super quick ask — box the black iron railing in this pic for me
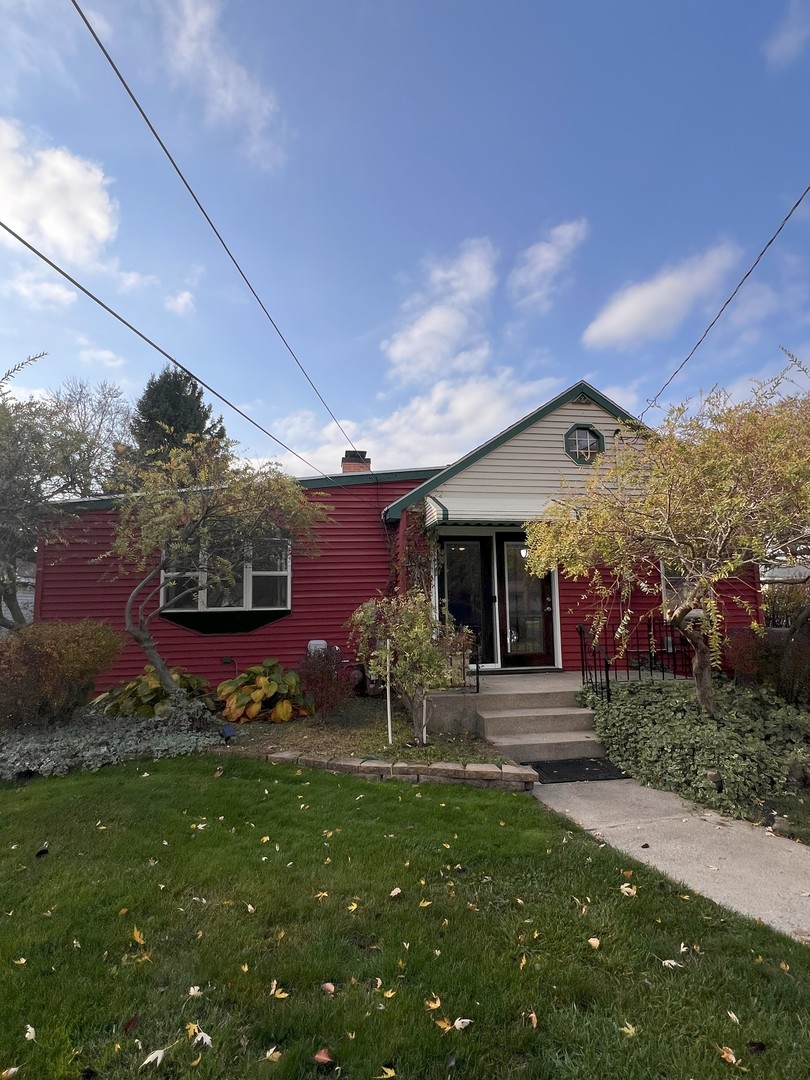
[578,615,692,704]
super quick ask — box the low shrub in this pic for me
[93,666,214,719]
[591,679,810,816]
[297,644,355,722]
[216,657,314,723]
[724,627,810,706]
[0,703,221,781]
[0,619,123,726]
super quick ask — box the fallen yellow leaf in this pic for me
[519,953,527,970]
[383,988,396,999]
[588,937,601,949]
[435,1017,453,1033]
[190,1053,202,1066]
[779,961,790,973]
[425,994,442,1010]
[241,963,249,972]
[718,1045,737,1064]
[619,1021,637,1037]
[419,899,432,908]
[347,901,358,913]
[375,1068,396,1078]
[132,926,145,945]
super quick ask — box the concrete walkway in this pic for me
[533,778,810,943]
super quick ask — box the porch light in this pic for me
[519,546,528,559]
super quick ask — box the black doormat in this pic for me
[529,757,629,784]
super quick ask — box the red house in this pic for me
[35,382,760,689]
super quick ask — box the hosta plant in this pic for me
[217,657,314,723]
[93,666,214,718]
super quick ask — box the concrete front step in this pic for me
[474,689,582,711]
[478,706,595,737]
[486,730,606,763]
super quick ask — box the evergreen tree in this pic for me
[129,367,225,462]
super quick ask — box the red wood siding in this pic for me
[35,478,420,690]
[557,564,762,671]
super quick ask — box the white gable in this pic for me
[424,397,625,526]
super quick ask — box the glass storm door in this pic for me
[497,536,555,667]
[441,538,495,664]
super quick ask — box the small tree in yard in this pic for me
[524,366,810,718]
[109,436,325,697]
[348,590,469,743]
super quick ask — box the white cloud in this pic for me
[273,370,563,476]
[381,238,497,383]
[0,117,118,266]
[1,269,77,309]
[78,347,126,369]
[160,0,284,169]
[762,0,810,70]
[164,289,195,315]
[508,218,589,313]
[600,381,643,414]
[582,243,740,350]
[114,268,160,293]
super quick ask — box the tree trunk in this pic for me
[676,617,717,717]
[123,569,182,697]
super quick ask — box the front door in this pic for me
[440,538,495,664]
[496,534,555,667]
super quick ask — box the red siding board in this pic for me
[36,480,417,690]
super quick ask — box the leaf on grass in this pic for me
[188,986,202,997]
[190,1053,202,1066]
[619,884,637,897]
[266,1047,282,1062]
[2,1069,21,1078]
[374,1068,396,1078]
[519,954,527,970]
[12,959,26,966]
[435,1017,453,1033]
[314,891,329,901]
[779,961,790,973]
[193,1030,212,1048]
[139,1049,165,1069]
[425,994,442,1011]
[453,1018,472,1030]
[383,989,396,999]
[718,1045,737,1064]
[347,902,358,913]
[241,963,249,972]
[24,1026,35,1042]
[185,1023,199,1039]
[132,926,145,946]
[389,888,402,898]
[419,899,432,908]
[313,1048,333,1064]
[661,959,684,969]
[322,982,336,996]
[119,908,128,917]
[622,869,634,879]
[274,988,289,999]
[346,1032,355,1041]
[727,1010,740,1025]
[619,1021,637,1037]
[522,1010,538,1029]
[588,937,600,950]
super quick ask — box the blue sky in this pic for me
[1,0,809,475]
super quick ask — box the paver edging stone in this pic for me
[264,751,537,791]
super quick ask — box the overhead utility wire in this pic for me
[69,0,359,453]
[0,217,370,496]
[641,179,810,418]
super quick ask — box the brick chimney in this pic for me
[341,450,371,473]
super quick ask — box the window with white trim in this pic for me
[162,538,291,612]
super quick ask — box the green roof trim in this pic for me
[54,467,443,511]
[298,467,441,490]
[382,380,643,523]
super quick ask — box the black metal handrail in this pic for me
[577,615,692,704]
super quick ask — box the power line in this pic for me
[641,179,810,418]
[69,0,359,452]
[0,216,377,499]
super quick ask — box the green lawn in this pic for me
[1,757,807,1079]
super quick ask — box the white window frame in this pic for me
[161,538,291,612]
